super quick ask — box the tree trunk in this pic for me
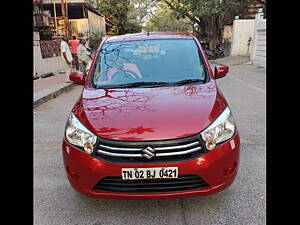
[206,15,225,50]
[207,16,218,50]
[198,19,208,42]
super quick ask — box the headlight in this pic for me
[65,113,97,154]
[201,107,236,151]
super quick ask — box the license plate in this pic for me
[121,167,178,180]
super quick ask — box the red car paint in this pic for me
[62,32,240,199]
[69,72,84,85]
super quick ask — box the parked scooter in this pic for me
[214,44,225,58]
[201,42,225,59]
[200,42,214,59]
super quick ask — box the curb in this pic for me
[40,72,54,79]
[210,60,252,67]
[210,57,251,66]
[34,83,77,108]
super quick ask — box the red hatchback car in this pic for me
[63,32,240,199]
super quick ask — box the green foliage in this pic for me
[97,0,130,34]
[147,2,192,33]
[88,31,105,51]
[160,0,251,47]
[124,21,143,33]
[97,0,143,34]
[130,0,160,24]
[163,0,250,24]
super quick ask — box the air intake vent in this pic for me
[93,175,209,194]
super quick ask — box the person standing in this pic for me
[68,36,79,70]
[61,36,73,76]
[77,38,93,78]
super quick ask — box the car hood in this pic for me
[73,81,227,141]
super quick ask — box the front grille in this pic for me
[93,135,207,163]
[93,175,209,194]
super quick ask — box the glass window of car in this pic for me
[91,39,208,88]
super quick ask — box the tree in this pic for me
[160,0,251,49]
[97,0,130,34]
[125,1,145,33]
[146,2,193,33]
[88,31,105,51]
[124,21,143,33]
[255,0,266,5]
[97,0,142,35]
[129,0,160,26]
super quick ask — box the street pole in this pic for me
[61,0,68,36]
[66,0,69,36]
[52,0,57,31]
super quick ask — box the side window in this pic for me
[93,55,101,83]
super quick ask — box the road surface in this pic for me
[34,59,266,225]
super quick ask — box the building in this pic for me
[241,1,265,19]
[33,0,106,78]
[42,0,106,38]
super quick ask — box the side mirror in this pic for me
[214,65,229,79]
[69,72,85,85]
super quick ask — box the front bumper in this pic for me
[62,134,240,199]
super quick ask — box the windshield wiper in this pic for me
[174,79,204,86]
[96,81,170,89]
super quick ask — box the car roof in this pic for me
[104,32,195,44]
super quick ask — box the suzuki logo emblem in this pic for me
[142,146,156,159]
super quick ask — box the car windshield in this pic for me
[91,39,208,88]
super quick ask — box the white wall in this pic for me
[34,55,66,76]
[230,19,255,56]
[251,10,266,68]
[33,32,66,76]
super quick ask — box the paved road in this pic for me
[34,60,266,225]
